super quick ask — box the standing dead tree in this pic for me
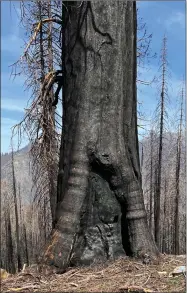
[154,36,170,250]
[174,85,184,254]
[43,1,158,270]
[1,181,16,274]
[17,183,30,266]
[11,148,22,272]
[11,1,159,270]
[5,206,16,274]
[141,128,157,234]
[136,8,156,86]
[148,129,154,230]
[11,0,63,237]
[11,1,155,227]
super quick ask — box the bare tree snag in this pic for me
[154,36,168,249]
[44,1,158,270]
[5,207,16,274]
[174,86,184,255]
[149,130,154,230]
[11,148,22,272]
[23,224,29,266]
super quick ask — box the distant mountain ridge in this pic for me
[1,132,185,205]
[1,144,32,203]
[1,145,30,170]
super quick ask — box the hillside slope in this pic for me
[1,145,32,203]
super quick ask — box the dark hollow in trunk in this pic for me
[44,1,158,270]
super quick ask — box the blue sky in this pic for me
[136,1,185,134]
[1,1,186,153]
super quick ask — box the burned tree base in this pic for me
[70,172,126,266]
[43,164,158,270]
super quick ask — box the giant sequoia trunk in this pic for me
[44,1,158,270]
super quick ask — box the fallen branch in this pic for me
[7,284,40,292]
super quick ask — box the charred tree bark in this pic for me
[174,87,184,255]
[43,196,47,243]
[23,224,29,266]
[154,36,167,249]
[162,178,167,253]
[11,149,22,272]
[149,130,154,230]
[5,208,16,274]
[141,144,144,172]
[44,1,158,270]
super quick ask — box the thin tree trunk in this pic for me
[11,149,22,271]
[154,36,167,249]
[174,88,183,255]
[5,208,16,274]
[23,224,29,266]
[166,217,170,254]
[44,1,158,270]
[141,144,144,172]
[43,197,47,243]
[162,178,167,253]
[149,130,153,230]
[47,0,57,228]
[18,183,22,223]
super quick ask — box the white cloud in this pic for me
[1,117,19,141]
[1,73,27,90]
[137,64,184,129]
[1,117,29,153]
[1,117,18,152]
[156,11,185,41]
[1,2,24,56]
[2,117,18,129]
[165,11,185,29]
[1,71,31,114]
[2,98,25,113]
[2,33,24,56]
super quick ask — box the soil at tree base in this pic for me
[1,254,185,292]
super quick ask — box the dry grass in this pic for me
[1,254,186,292]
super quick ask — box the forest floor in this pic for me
[1,254,186,292]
